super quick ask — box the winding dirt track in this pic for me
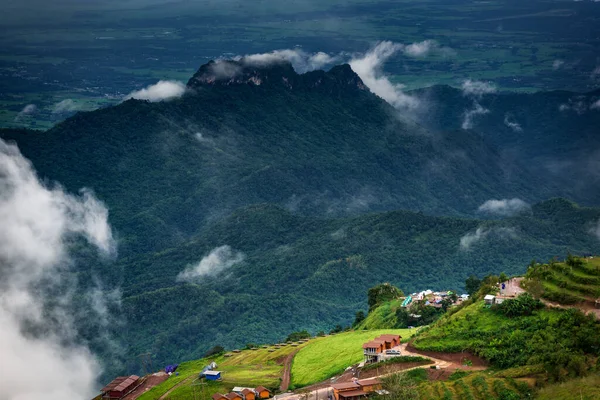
[280,350,299,392]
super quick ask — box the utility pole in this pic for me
[137,352,153,376]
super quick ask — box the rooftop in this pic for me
[101,375,140,393]
[331,382,360,390]
[357,378,381,386]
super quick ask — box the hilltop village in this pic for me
[95,256,600,400]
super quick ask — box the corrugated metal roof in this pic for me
[357,378,381,386]
[101,375,139,393]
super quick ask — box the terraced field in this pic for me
[418,371,532,400]
[526,257,600,307]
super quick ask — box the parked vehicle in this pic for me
[385,350,401,355]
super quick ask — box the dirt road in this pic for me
[123,372,169,400]
[280,350,299,392]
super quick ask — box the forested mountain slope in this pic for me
[0,60,579,255]
[2,60,600,375]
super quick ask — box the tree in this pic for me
[368,283,404,311]
[353,311,366,327]
[465,275,481,296]
[499,272,509,283]
[285,330,311,342]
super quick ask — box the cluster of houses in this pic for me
[362,334,401,364]
[404,290,469,309]
[330,378,383,400]
[212,386,272,400]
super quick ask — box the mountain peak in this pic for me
[186,59,367,93]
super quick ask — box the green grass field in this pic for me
[137,343,305,400]
[290,329,412,388]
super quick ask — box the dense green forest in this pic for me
[2,60,600,377]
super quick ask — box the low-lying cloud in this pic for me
[52,99,80,114]
[503,115,523,132]
[461,80,496,98]
[591,100,600,110]
[402,40,455,58]
[240,49,340,73]
[459,227,517,251]
[0,138,116,399]
[349,41,421,111]
[125,80,186,102]
[477,198,530,216]
[14,104,37,121]
[552,59,565,70]
[177,245,245,281]
[462,102,489,129]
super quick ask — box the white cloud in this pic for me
[14,104,37,121]
[177,245,245,281]
[477,198,530,216]
[240,49,340,73]
[559,98,589,114]
[461,102,489,129]
[503,115,523,132]
[0,139,116,399]
[402,40,454,57]
[461,80,496,98]
[591,99,600,110]
[349,41,420,111]
[125,80,186,102]
[460,227,516,251]
[592,66,600,77]
[52,99,80,114]
[552,59,565,70]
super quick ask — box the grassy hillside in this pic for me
[138,330,411,399]
[412,293,600,381]
[417,371,532,400]
[535,372,600,400]
[138,340,312,400]
[290,329,411,388]
[356,299,404,330]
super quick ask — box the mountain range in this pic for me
[1,58,600,374]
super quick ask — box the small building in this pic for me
[362,340,385,363]
[255,386,271,399]
[101,375,140,400]
[495,296,508,305]
[331,382,366,400]
[484,295,495,305]
[357,378,382,393]
[213,394,228,400]
[242,388,256,400]
[204,371,222,381]
[227,393,243,400]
